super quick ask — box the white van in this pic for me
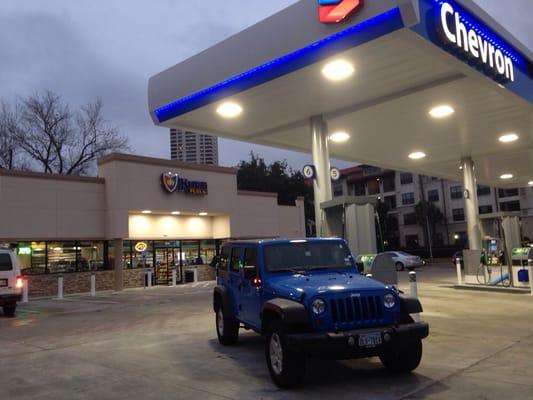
[0,249,23,317]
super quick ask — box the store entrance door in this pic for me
[155,247,182,285]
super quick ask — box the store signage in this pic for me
[303,165,317,180]
[161,172,208,196]
[17,246,32,255]
[134,242,148,253]
[317,0,364,24]
[437,2,515,82]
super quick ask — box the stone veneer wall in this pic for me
[26,267,215,298]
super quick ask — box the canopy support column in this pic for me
[311,115,332,237]
[462,157,482,250]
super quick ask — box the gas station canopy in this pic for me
[148,0,533,188]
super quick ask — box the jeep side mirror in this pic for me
[210,256,220,268]
[243,265,257,280]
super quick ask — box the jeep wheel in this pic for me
[396,262,405,272]
[379,339,422,373]
[215,305,239,345]
[3,304,16,318]
[265,320,305,389]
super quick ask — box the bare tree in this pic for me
[0,101,21,169]
[7,91,128,175]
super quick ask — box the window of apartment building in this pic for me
[405,235,419,248]
[367,180,380,195]
[452,208,465,221]
[427,189,439,202]
[363,166,380,175]
[333,182,344,197]
[450,185,463,199]
[384,195,397,210]
[498,188,519,198]
[387,215,399,231]
[400,173,413,185]
[434,232,444,246]
[353,183,366,196]
[382,176,395,192]
[477,185,491,196]
[402,192,415,205]
[454,232,468,246]
[403,213,417,225]
[500,200,521,212]
[479,205,493,214]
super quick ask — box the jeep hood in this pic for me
[265,270,389,300]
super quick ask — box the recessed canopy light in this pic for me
[216,102,242,118]
[409,151,426,160]
[498,133,519,143]
[500,174,513,180]
[322,59,354,81]
[528,181,533,186]
[171,211,181,215]
[329,131,350,143]
[141,210,152,214]
[199,212,208,216]
[429,105,455,119]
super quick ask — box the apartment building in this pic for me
[170,129,219,166]
[334,165,533,249]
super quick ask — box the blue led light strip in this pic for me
[431,0,524,65]
[154,7,404,123]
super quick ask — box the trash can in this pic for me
[184,269,196,283]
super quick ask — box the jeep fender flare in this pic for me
[261,298,309,333]
[213,285,232,317]
[399,295,423,314]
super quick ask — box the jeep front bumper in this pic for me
[286,321,429,359]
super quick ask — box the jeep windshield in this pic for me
[264,242,354,273]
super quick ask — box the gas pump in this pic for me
[477,238,509,286]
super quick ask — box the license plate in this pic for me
[0,279,7,287]
[358,332,382,348]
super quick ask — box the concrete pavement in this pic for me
[0,265,532,399]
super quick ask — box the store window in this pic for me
[200,240,216,265]
[47,242,78,274]
[131,241,153,269]
[29,242,46,274]
[182,240,200,265]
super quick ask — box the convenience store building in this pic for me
[0,153,305,296]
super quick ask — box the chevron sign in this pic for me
[318,0,364,24]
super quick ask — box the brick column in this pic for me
[113,239,124,291]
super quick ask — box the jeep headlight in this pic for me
[311,298,326,315]
[383,293,396,309]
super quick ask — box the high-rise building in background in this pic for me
[170,129,219,165]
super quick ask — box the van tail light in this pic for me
[16,276,23,289]
[251,277,262,288]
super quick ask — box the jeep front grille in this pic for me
[330,295,383,324]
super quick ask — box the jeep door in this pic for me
[227,246,244,319]
[239,246,262,328]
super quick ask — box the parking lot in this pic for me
[1,265,533,400]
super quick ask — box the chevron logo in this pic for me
[318,0,364,24]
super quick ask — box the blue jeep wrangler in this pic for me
[212,238,429,388]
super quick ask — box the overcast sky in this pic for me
[1,0,531,170]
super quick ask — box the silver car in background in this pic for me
[386,251,424,271]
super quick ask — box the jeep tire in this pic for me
[3,303,16,318]
[215,305,239,345]
[265,320,305,389]
[379,338,422,373]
